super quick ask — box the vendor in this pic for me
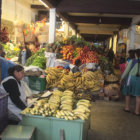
[18,43,32,65]
[72,59,81,73]
[0,44,5,58]
[0,65,27,123]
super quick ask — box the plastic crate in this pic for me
[28,76,46,91]
[22,114,89,140]
[0,94,8,133]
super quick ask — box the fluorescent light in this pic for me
[39,0,49,8]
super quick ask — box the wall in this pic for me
[1,0,38,24]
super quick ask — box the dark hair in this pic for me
[120,57,126,64]
[75,59,81,66]
[128,49,135,59]
[135,49,140,77]
[135,49,140,58]
[8,65,24,76]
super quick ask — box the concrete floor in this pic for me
[88,99,140,140]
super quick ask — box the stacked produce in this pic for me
[60,90,74,111]
[60,45,75,61]
[45,67,103,92]
[21,90,91,121]
[60,45,99,64]
[75,70,104,92]
[56,90,75,120]
[45,68,67,89]
[73,99,91,120]
[25,48,46,69]
[58,72,79,91]
[72,46,98,64]
[105,74,118,82]
[21,90,63,117]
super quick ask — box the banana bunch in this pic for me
[73,99,91,120]
[75,76,84,86]
[45,68,64,88]
[59,73,76,91]
[60,90,74,111]
[80,70,103,92]
[29,103,56,117]
[21,107,31,115]
[56,110,77,120]
[48,90,63,110]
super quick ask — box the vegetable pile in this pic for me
[25,48,46,69]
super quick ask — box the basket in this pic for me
[0,94,8,133]
[28,76,46,91]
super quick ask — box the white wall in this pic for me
[2,0,38,24]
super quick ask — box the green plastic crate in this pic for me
[28,76,46,91]
[1,125,35,140]
[22,114,90,140]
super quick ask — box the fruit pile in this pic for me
[60,45,99,64]
[45,68,104,92]
[21,90,91,120]
[72,46,98,64]
[60,45,75,61]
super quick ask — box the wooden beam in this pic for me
[31,5,47,9]
[68,13,135,18]
[76,23,121,28]
[57,0,140,15]
[68,16,132,25]
[77,26,119,32]
[81,34,111,42]
[80,30,114,35]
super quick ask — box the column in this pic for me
[109,37,112,49]
[49,8,56,43]
[64,22,69,38]
[129,24,136,50]
[72,29,76,36]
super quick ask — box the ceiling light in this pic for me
[39,0,49,8]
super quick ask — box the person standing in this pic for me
[121,49,140,115]
[18,43,31,65]
[107,47,115,63]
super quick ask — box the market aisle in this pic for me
[88,100,140,140]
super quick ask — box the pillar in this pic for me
[109,37,112,49]
[72,29,76,36]
[49,8,56,43]
[64,22,69,38]
[129,24,136,50]
[113,35,117,54]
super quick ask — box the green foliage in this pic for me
[25,48,46,69]
[1,43,20,58]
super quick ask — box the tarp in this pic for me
[0,57,16,80]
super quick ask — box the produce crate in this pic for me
[0,94,8,133]
[28,76,46,91]
[22,114,90,140]
[1,125,35,140]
